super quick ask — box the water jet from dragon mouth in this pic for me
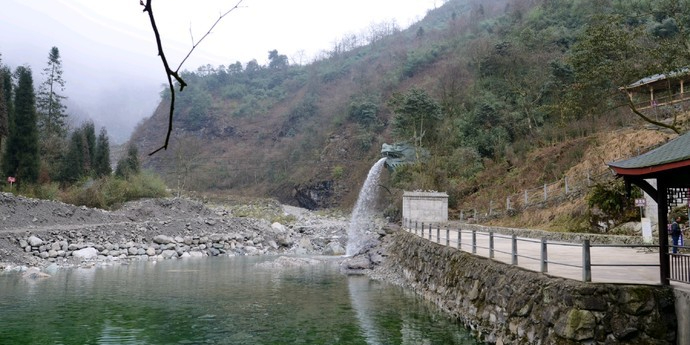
[346,157,387,256]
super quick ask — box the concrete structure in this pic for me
[676,287,690,345]
[402,191,448,224]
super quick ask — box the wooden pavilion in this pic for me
[622,68,690,110]
[608,131,690,285]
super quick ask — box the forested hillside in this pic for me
[131,0,690,227]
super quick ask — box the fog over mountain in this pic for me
[0,0,435,144]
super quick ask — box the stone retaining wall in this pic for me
[376,231,676,344]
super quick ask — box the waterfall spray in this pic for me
[346,157,387,256]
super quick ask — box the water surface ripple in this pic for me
[0,257,481,345]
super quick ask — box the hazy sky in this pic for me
[0,0,437,143]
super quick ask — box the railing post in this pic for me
[436,225,440,244]
[540,238,548,273]
[524,190,528,206]
[565,176,569,195]
[457,227,462,250]
[421,222,424,238]
[445,225,450,247]
[472,230,477,254]
[428,223,432,241]
[511,234,518,265]
[489,232,495,259]
[582,239,592,282]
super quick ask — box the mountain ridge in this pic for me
[129,0,687,230]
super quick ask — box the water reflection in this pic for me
[348,276,384,345]
[0,257,481,344]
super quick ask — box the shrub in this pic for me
[61,172,169,209]
[332,166,344,179]
[3,182,60,200]
[586,179,640,232]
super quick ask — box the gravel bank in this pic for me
[0,193,351,271]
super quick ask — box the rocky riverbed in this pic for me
[0,193,375,272]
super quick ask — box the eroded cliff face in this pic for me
[373,231,676,344]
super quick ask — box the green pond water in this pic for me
[0,256,481,345]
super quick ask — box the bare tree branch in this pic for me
[176,2,243,73]
[624,91,681,134]
[141,0,243,155]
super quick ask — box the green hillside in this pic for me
[131,0,689,227]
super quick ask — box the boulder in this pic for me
[344,256,372,270]
[28,235,43,247]
[188,251,204,258]
[245,246,259,255]
[72,247,99,259]
[161,250,178,259]
[153,235,174,244]
[324,242,345,256]
[22,267,50,279]
[271,222,286,233]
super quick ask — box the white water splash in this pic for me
[346,157,387,256]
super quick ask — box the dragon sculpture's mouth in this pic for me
[380,142,429,171]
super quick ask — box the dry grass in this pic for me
[482,126,677,231]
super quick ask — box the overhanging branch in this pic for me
[142,0,243,155]
[624,91,681,134]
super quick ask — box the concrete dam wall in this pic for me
[375,231,677,344]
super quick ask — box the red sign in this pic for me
[7,176,15,183]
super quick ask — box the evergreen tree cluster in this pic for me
[0,47,115,188]
[60,122,112,183]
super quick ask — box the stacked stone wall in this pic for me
[378,231,676,344]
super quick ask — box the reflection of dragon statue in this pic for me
[381,142,429,172]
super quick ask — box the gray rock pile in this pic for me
[0,194,350,270]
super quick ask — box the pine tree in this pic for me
[94,127,112,178]
[0,66,12,154]
[3,66,39,184]
[36,47,68,180]
[0,72,8,151]
[115,143,140,179]
[82,121,96,175]
[36,47,67,138]
[59,129,85,183]
[58,122,105,183]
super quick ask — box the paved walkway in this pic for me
[405,227,665,285]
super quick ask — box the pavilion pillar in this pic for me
[657,179,670,285]
[681,80,684,95]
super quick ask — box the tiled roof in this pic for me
[608,131,690,170]
[624,67,690,89]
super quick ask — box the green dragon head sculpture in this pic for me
[381,142,429,172]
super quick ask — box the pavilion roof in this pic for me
[624,67,690,90]
[608,131,690,176]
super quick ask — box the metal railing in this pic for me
[671,253,690,283]
[403,219,679,284]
